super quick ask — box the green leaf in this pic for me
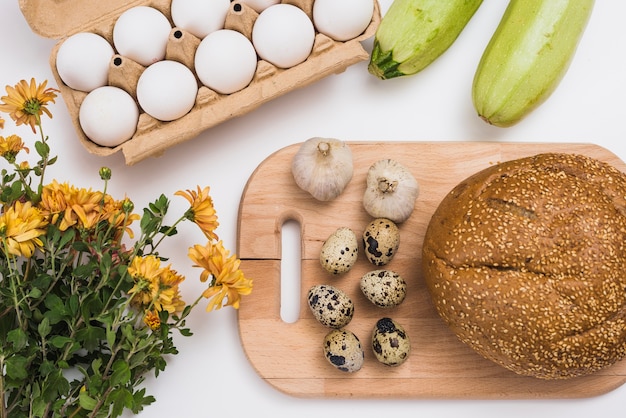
[106,326,116,348]
[72,240,90,252]
[39,359,56,376]
[110,360,131,386]
[140,209,158,231]
[28,287,43,298]
[159,225,177,236]
[121,323,136,342]
[31,395,48,418]
[76,325,106,352]
[6,355,29,380]
[73,262,97,278]
[49,335,73,348]
[38,317,51,338]
[128,351,147,370]
[41,369,70,402]
[79,388,98,411]
[81,292,104,321]
[89,358,103,381]
[7,328,28,350]
[68,294,79,316]
[34,140,50,158]
[58,227,76,247]
[131,388,155,413]
[43,293,67,324]
[108,387,134,418]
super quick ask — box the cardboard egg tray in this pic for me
[19,0,381,165]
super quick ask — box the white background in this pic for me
[2,0,626,417]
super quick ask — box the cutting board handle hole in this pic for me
[281,219,302,323]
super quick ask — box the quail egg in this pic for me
[360,270,406,308]
[323,328,364,372]
[362,218,400,266]
[320,227,359,275]
[372,318,410,367]
[307,284,354,328]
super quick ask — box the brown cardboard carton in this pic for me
[19,0,381,165]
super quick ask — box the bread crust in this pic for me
[422,153,626,379]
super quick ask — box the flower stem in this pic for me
[0,355,6,418]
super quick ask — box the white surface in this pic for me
[2,1,626,417]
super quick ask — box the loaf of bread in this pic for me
[422,153,626,379]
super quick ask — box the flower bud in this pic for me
[99,166,112,180]
[122,199,134,213]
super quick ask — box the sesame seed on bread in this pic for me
[422,153,626,379]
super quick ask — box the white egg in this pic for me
[195,30,257,94]
[252,4,315,69]
[313,0,375,42]
[113,6,172,66]
[171,0,230,39]
[237,0,280,13]
[79,86,139,147]
[136,60,198,122]
[56,32,114,92]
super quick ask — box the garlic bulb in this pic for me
[291,137,353,201]
[363,159,419,223]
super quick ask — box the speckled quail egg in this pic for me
[360,270,406,308]
[320,227,359,275]
[371,318,410,367]
[362,218,400,266]
[307,284,354,328]
[323,328,364,372]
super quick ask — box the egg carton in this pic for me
[19,0,381,165]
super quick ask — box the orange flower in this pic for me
[127,255,186,314]
[38,181,138,239]
[188,240,252,311]
[0,200,48,258]
[0,134,29,162]
[175,186,219,240]
[156,267,186,314]
[143,310,161,331]
[0,79,58,133]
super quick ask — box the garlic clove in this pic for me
[291,137,354,201]
[363,159,419,223]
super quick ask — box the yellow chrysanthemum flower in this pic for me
[155,267,186,314]
[127,255,164,308]
[0,200,48,258]
[143,310,161,331]
[0,116,5,129]
[188,240,252,311]
[103,198,140,240]
[175,186,219,240]
[38,181,138,239]
[0,134,29,162]
[127,255,186,314]
[0,79,58,133]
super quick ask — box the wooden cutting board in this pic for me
[236,141,626,399]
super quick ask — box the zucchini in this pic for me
[472,0,595,127]
[368,0,483,80]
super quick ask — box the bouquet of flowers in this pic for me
[0,79,253,417]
